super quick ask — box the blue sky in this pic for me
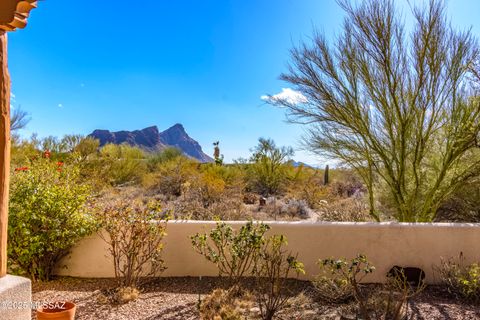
[8,0,480,164]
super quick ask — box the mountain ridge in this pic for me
[88,124,213,163]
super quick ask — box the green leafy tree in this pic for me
[249,138,294,196]
[8,157,95,281]
[274,0,480,221]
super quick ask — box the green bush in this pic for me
[437,254,480,302]
[148,156,198,197]
[147,147,183,171]
[248,138,294,196]
[99,144,147,185]
[8,157,95,281]
[191,221,270,284]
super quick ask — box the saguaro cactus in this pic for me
[324,164,329,185]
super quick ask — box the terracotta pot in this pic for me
[37,301,76,320]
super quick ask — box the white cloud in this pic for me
[261,88,307,105]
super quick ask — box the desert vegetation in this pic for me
[7,0,480,319]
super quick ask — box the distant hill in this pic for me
[289,160,316,168]
[88,124,213,163]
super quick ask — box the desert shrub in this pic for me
[313,260,354,304]
[149,156,198,197]
[187,169,227,207]
[199,288,252,320]
[254,235,305,320]
[436,254,480,302]
[74,136,100,160]
[201,164,246,191]
[95,196,168,289]
[170,192,249,221]
[99,144,147,185]
[319,255,375,318]
[316,197,371,222]
[261,198,311,220]
[8,157,95,281]
[147,147,183,170]
[191,221,270,285]
[113,286,140,304]
[329,171,366,198]
[319,255,424,320]
[11,138,40,168]
[169,164,248,220]
[286,169,327,209]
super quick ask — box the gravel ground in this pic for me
[32,277,480,320]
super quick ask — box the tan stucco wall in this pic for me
[56,221,480,283]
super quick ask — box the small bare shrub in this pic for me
[319,255,425,320]
[261,198,311,220]
[316,197,371,222]
[254,235,305,320]
[96,197,168,290]
[113,287,140,304]
[199,288,252,320]
[436,254,480,303]
[191,221,270,285]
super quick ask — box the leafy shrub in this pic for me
[191,221,270,284]
[436,254,480,302]
[313,260,354,303]
[95,196,168,289]
[8,157,95,281]
[319,255,375,314]
[99,144,147,186]
[254,235,305,320]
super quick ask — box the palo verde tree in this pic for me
[249,138,294,196]
[270,0,480,222]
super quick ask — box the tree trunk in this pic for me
[0,31,11,278]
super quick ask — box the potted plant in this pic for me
[36,301,76,320]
